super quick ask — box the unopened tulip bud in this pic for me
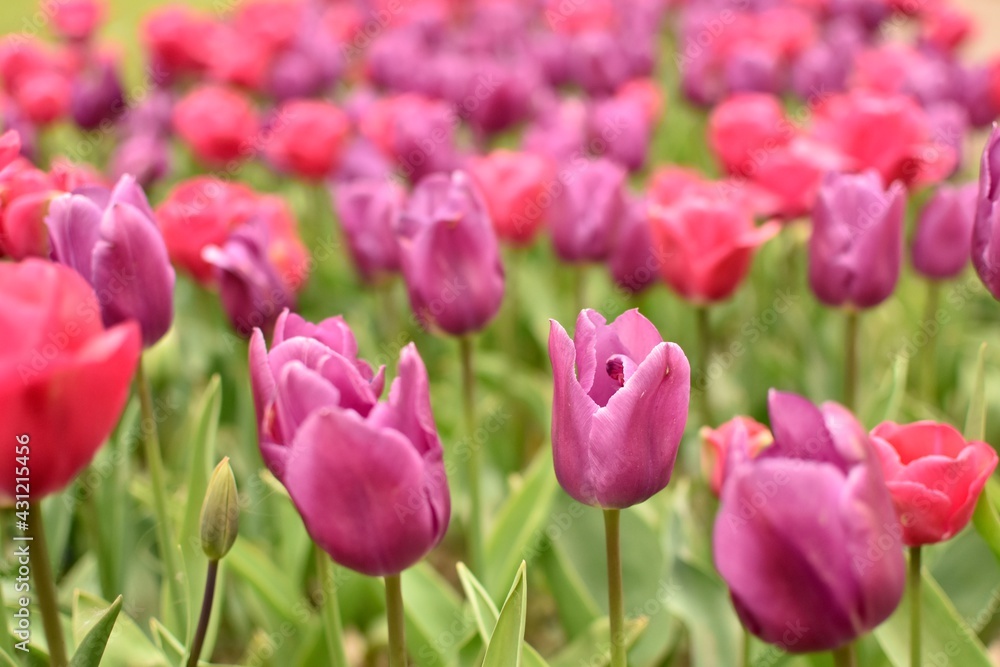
[200,458,239,560]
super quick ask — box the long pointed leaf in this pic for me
[69,595,122,667]
[482,562,528,667]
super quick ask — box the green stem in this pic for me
[844,311,859,412]
[573,265,587,316]
[604,509,626,667]
[186,560,219,667]
[26,505,68,667]
[695,306,714,428]
[921,281,940,401]
[832,643,857,667]
[316,549,348,667]
[81,483,115,600]
[910,546,922,667]
[137,357,186,633]
[743,628,751,667]
[385,575,407,667]
[459,336,483,575]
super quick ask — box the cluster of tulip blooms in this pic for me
[4,0,1000,665]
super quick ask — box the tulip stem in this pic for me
[921,281,940,401]
[742,628,751,667]
[844,311,859,411]
[137,357,186,634]
[574,265,587,315]
[832,643,857,667]
[459,336,483,575]
[604,509,626,667]
[909,546,922,667]
[26,505,68,667]
[385,575,407,667]
[186,559,219,667]
[695,306,714,427]
[315,548,348,667]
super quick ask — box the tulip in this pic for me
[331,178,403,284]
[70,56,125,131]
[700,416,772,496]
[707,93,791,177]
[549,157,626,263]
[467,150,554,246]
[809,171,905,309]
[396,171,505,336]
[142,7,213,83]
[649,192,779,303]
[173,85,259,166]
[45,174,175,347]
[250,312,448,576]
[52,0,105,42]
[522,96,589,165]
[724,48,782,95]
[0,189,57,259]
[972,126,1000,300]
[588,93,650,173]
[360,94,459,184]
[549,308,691,508]
[608,195,659,295]
[265,99,351,180]
[912,183,977,280]
[871,421,998,546]
[0,129,19,170]
[714,390,905,653]
[203,220,297,337]
[1,259,140,499]
[111,133,171,187]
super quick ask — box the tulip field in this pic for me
[9,0,1000,666]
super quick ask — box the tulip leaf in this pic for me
[457,562,551,667]
[482,561,528,667]
[873,569,992,667]
[68,595,122,667]
[548,616,648,667]
[961,344,1000,565]
[0,648,16,667]
[226,539,299,622]
[665,558,742,667]
[484,447,559,597]
[71,590,168,667]
[401,562,469,667]
[149,618,186,665]
[536,538,601,638]
[882,353,909,423]
[179,375,222,643]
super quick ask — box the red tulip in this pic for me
[142,7,214,83]
[708,93,792,176]
[701,416,772,496]
[649,191,779,303]
[1,259,140,499]
[468,150,554,246]
[872,421,998,546]
[52,0,105,42]
[173,85,259,166]
[265,100,351,180]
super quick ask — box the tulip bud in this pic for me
[972,125,1000,299]
[467,150,554,246]
[265,100,351,180]
[70,57,125,131]
[331,178,403,284]
[808,170,904,309]
[911,183,977,280]
[549,157,626,263]
[397,170,505,336]
[172,85,259,166]
[200,458,239,560]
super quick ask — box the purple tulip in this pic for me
[791,43,850,101]
[808,170,905,309]
[912,183,977,280]
[111,133,170,187]
[609,195,658,294]
[202,220,295,338]
[522,97,589,165]
[925,101,968,175]
[549,158,627,263]
[121,89,174,138]
[267,22,342,101]
[569,31,633,97]
[396,170,505,336]
[549,309,690,508]
[957,65,997,129]
[250,313,449,576]
[70,57,125,131]
[972,126,1000,299]
[335,138,394,182]
[589,95,650,173]
[724,48,782,96]
[714,391,905,653]
[45,174,175,347]
[332,178,403,284]
[391,98,460,184]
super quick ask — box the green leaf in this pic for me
[548,616,648,667]
[0,647,18,667]
[665,559,742,667]
[536,539,601,638]
[484,450,559,597]
[69,595,122,667]
[874,570,992,667]
[71,591,168,667]
[963,344,1000,564]
[883,353,909,423]
[482,562,528,667]
[457,563,551,667]
[149,618,186,665]
[401,562,469,667]
[179,376,222,643]
[226,539,299,621]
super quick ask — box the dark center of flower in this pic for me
[606,358,626,387]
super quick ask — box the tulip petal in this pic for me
[45,193,103,280]
[764,390,849,471]
[549,318,598,505]
[284,407,447,576]
[275,361,341,445]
